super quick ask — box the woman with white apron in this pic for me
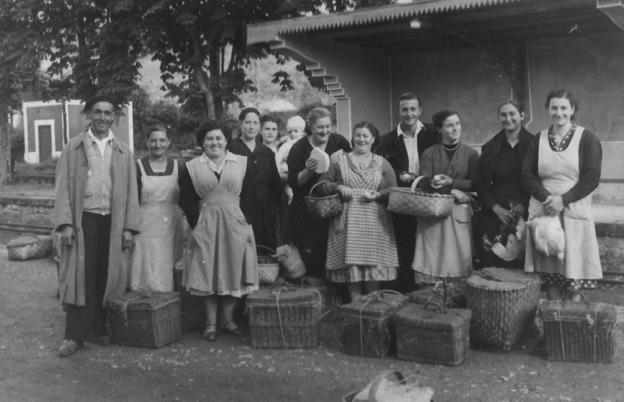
[522,90,602,301]
[130,125,183,292]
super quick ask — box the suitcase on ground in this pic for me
[393,302,471,366]
[541,298,617,363]
[339,291,407,357]
[108,291,182,348]
[247,287,322,348]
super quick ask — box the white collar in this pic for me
[87,128,114,143]
[200,151,239,172]
[396,121,424,138]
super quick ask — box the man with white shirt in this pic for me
[55,95,139,357]
[376,92,439,292]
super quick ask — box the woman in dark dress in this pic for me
[228,107,281,250]
[475,101,533,268]
[287,107,351,277]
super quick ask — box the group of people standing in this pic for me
[54,88,602,356]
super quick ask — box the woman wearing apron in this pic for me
[315,121,398,302]
[522,89,602,301]
[178,120,258,341]
[130,125,183,292]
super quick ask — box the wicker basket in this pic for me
[257,245,280,284]
[540,298,617,363]
[466,268,541,351]
[393,302,471,366]
[274,244,306,279]
[294,276,343,318]
[247,287,322,348]
[108,291,182,348]
[408,280,467,308]
[387,187,454,218]
[304,182,343,219]
[7,234,53,261]
[340,291,407,357]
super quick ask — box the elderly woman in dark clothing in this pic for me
[228,107,282,250]
[475,101,533,268]
[287,107,351,277]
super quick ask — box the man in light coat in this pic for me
[55,95,139,357]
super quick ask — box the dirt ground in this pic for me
[1,252,623,402]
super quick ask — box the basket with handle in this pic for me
[387,187,454,218]
[256,245,280,285]
[304,182,343,219]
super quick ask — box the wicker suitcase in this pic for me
[393,302,471,366]
[408,282,466,309]
[541,299,617,363]
[247,287,322,348]
[466,268,541,351]
[294,276,342,317]
[340,291,407,357]
[108,291,182,348]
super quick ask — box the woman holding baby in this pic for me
[521,89,602,301]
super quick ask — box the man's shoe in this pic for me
[58,340,81,358]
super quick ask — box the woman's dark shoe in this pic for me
[58,339,82,357]
[222,322,244,336]
[202,329,218,342]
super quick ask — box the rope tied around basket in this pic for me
[272,287,323,348]
[357,290,405,356]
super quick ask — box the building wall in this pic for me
[388,32,624,201]
[283,35,391,139]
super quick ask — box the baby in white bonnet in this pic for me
[275,115,306,203]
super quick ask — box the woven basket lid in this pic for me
[246,288,321,307]
[392,303,472,329]
[109,291,180,310]
[540,300,616,323]
[467,268,540,291]
[340,292,406,319]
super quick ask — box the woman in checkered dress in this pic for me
[316,121,399,302]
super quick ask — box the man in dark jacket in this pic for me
[375,92,439,292]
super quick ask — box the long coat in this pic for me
[55,131,140,306]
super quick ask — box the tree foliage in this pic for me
[0,0,48,184]
[33,0,146,105]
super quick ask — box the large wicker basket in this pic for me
[387,187,454,218]
[339,291,407,357]
[540,298,617,363]
[107,291,182,348]
[465,268,541,352]
[304,182,343,219]
[247,287,322,348]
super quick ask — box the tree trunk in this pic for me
[0,103,12,185]
[193,66,216,120]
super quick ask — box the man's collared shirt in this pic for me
[397,121,425,175]
[83,129,114,215]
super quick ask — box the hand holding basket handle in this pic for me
[304,182,344,219]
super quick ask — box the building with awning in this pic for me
[247,0,624,201]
